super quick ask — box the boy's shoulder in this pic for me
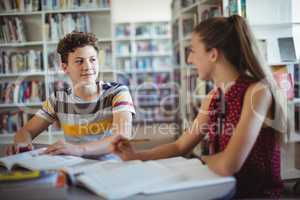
[101,81,128,91]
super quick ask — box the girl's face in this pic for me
[187,33,216,80]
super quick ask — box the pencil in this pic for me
[123,138,151,143]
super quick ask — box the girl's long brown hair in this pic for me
[193,15,290,140]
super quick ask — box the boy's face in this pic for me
[62,45,99,87]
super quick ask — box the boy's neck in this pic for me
[74,82,100,101]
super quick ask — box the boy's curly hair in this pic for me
[57,31,99,64]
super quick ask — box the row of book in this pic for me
[137,73,171,86]
[116,41,172,56]
[0,17,27,43]
[135,57,172,70]
[0,80,45,104]
[0,111,34,134]
[45,13,91,41]
[135,23,170,37]
[135,40,172,54]
[115,23,170,38]
[0,50,43,74]
[0,0,41,12]
[42,0,110,10]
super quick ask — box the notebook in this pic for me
[0,148,84,171]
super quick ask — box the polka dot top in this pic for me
[207,76,283,198]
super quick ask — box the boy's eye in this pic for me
[90,58,96,62]
[75,60,83,64]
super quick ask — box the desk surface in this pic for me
[0,144,236,200]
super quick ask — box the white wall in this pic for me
[112,0,172,23]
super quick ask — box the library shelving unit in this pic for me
[0,0,114,144]
[113,21,180,125]
[171,0,300,179]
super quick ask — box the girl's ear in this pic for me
[209,48,219,63]
[61,63,68,73]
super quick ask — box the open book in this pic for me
[0,148,84,171]
[72,157,235,199]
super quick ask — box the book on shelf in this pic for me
[200,5,222,21]
[0,148,84,171]
[136,73,170,86]
[98,44,112,68]
[153,22,170,36]
[115,23,131,38]
[0,50,43,74]
[257,39,268,61]
[0,0,41,13]
[0,80,45,104]
[67,156,234,199]
[116,42,131,56]
[116,58,131,71]
[278,37,297,62]
[229,0,246,17]
[272,64,295,100]
[0,16,27,43]
[0,110,35,134]
[45,13,91,41]
[295,105,300,133]
[135,23,152,37]
[42,0,109,10]
[172,22,179,43]
[134,40,171,55]
[182,13,196,38]
[294,63,299,98]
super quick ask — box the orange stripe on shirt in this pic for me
[62,118,113,137]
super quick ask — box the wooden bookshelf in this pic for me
[0,0,113,144]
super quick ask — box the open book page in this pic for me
[144,158,235,194]
[61,160,143,184]
[0,148,84,171]
[18,155,85,171]
[76,161,181,199]
[0,148,46,171]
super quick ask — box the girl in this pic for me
[114,15,288,198]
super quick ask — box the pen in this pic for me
[123,139,150,144]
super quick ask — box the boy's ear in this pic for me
[61,63,68,73]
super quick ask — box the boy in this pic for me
[6,32,135,159]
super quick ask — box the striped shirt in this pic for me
[36,81,135,143]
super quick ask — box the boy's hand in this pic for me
[113,139,140,161]
[5,132,33,155]
[45,140,84,156]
